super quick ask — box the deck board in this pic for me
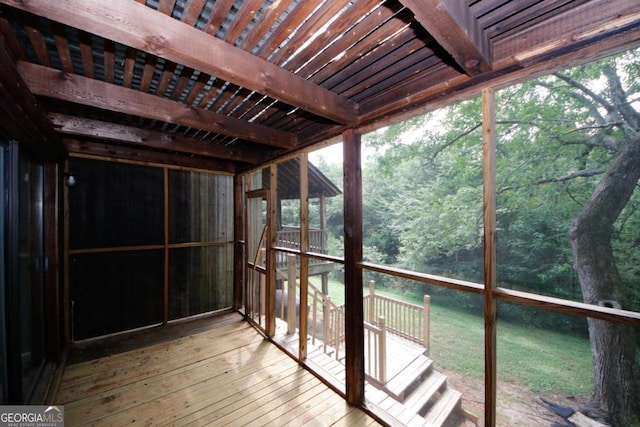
[57,313,381,426]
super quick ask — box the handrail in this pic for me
[365,280,430,353]
[364,317,386,384]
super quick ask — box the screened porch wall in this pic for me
[68,157,233,340]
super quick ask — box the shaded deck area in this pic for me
[57,312,381,426]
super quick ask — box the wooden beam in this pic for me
[63,138,237,173]
[0,35,65,160]
[265,164,278,337]
[233,174,244,311]
[299,154,309,361]
[48,113,265,164]
[18,62,296,149]
[400,0,492,76]
[0,0,358,125]
[482,88,497,427]
[343,129,364,406]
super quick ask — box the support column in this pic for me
[233,174,244,311]
[482,88,497,427]
[343,129,364,405]
[299,154,309,360]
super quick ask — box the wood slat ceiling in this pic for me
[0,0,639,171]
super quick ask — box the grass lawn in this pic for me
[313,276,594,399]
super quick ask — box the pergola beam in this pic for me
[400,0,492,76]
[48,114,265,164]
[1,0,358,125]
[18,62,296,149]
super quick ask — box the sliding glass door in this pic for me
[0,141,46,403]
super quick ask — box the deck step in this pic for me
[401,371,447,416]
[422,387,462,426]
[385,354,433,400]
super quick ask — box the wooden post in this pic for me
[369,280,375,324]
[423,295,431,356]
[265,164,277,337]
[483,88,498,427]
[378,316,387,384]
[324,295,331,354]
[299,154,309,360]
[233,174,244,311]
[287,254,296,334]
[343,129,364,405]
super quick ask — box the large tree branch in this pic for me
[602,63,640,131]
[553,72,615,113]
[498,167,607,194]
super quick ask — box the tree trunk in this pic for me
[569,140,640,426]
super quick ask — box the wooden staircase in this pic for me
[300,338,463,427]
[366,353,463,427]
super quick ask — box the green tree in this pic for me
[363,48,640,425]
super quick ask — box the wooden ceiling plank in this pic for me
[78,31,94,78]
[224,0,264,45]
[122,47,137,87]
[483,0,584,40]
[240,0,292,51]
[333,39,434,96]
[103,39,115,83]
[52,23,73,73]
[203,0,235,36]
[0,18,26,60]
[169,67,195,101]
[2,0,357,124]
[399,0,492,76]
[299,2,408,80]
[269,0,353,67]
[158,0,177,16]
[23,16,51,67]
[254,0,324,60]
[318,24,418,90]
[493,0,640,62]
[182,0,208,26]
[64,138,237,173]
[283,0,384,74]
[18,61,297,149]
[183,71,211,105]
[139,54,157,93]
[154,60,177,96]
[195,78,225,109]
[49,113,264,163]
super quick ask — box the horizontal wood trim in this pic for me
[65,140,237,173]
[360,262,640,328]
[18,61,296,149]
[50,114,265,164]
[2,0,357,125]
[494,288,640,328]
[272,246,345,265]
[69,245,165,255]
[360,261,485,294]
[69,241,233,255]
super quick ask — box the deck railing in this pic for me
[275,227,329,269]
[364,280,431,353]
[279,258,430,384]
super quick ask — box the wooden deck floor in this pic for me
[57,312,382,426]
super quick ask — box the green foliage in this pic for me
[360,47,640,331]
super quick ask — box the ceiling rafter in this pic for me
[400,0,492,76]
[18,61,297,149]
[0,0,358,125]
[49,113,265,164]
